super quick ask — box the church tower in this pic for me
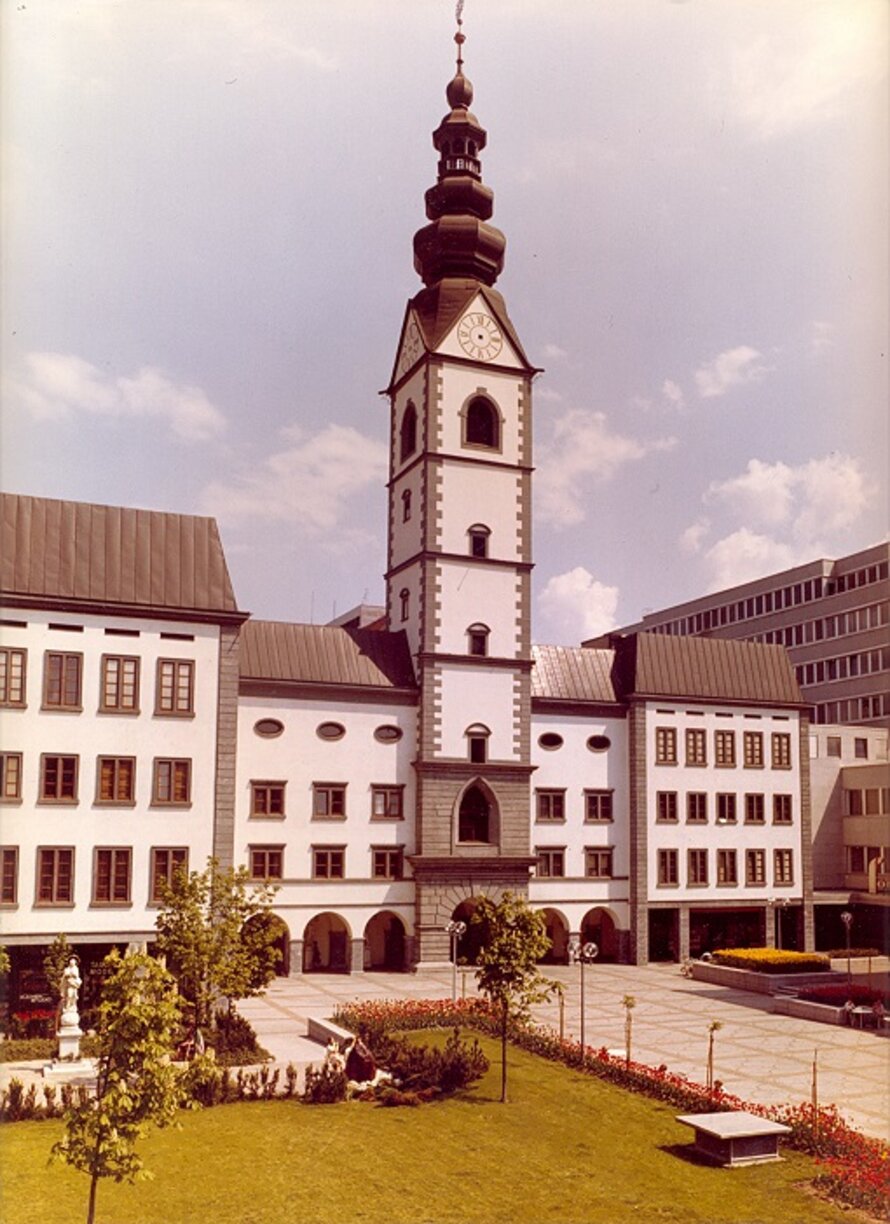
[384,19,538,963]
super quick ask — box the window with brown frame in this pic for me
[745,848,766,885]
[156,659,194,715]
[402,489,412,522]
[152,758,191,805]
[656,791,678,823]
[463,396,500,449]
[1,847,18,904]
[43,652,82,710]
[250,781,286,818]
[536,790,566,822]
[399,402,417,462]
[36,847,74,904]
[584,848,613,879]
[715,730,736,767]
[655,726,677,765]
[774,848,794,885]
[468,524,490,558]
[466,725,489,764]
[96,757,136,804]
[92,847,132,904]
[372,847,404,880]
[744,793,765,824]
[686,792,708,823]
[1,753,22,802]
[0,647,27,707]
[772,732,792,769]
[313,784,346,819]
[585,790,613,822]
[688,848,708,886]
[657,849,678,886]
[685,728,707,766]
[717,849,738,885]
[312,846,345,879]
[535,848,565,878]
[371,786,404,819]
[100,655,139,713]
[743,731,764,768]
[250,845,283,880]
[773,794,793,824]
[716,793,737,823]
[399,589,410,622]
[40,754,78,802]
[467,623,489,657]
[150,847,188,902]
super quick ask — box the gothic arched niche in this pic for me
[457,781,499,845]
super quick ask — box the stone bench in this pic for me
[676,1111,791,1166]
[305,1015,354,1051]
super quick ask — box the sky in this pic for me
[2,0,887,644]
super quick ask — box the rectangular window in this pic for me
[688,848,708,886]
[536,848,565,878]
[716,793,737,823]
[313,847,345,879]
[100,655,140,713]
[1,847,18,904]
[745,849,766,885]
[155,659,194,715]
[584,790,613,822]
[250,846,283,880]
[773,794,793,824]
[150,847,188,902]
[656,791,678,823]
[43,652,82,710]
[40,754,78,802]
[657,849,678,887]
[0,647,26,706]
[92,847,132,904]
[771,732,792,769]
[96,756,136,804]
[313,784,346,818]
[250,781,286,818]
[715,730,736,767]
[685,728,707,766]
[846,846,866,873]
[774,848,794,885]
[372,847,404,880]
[717,849,738,885]
[826,735,842,758]
[371,786,404,819]
[686,792,708,823]
[743,731,764,768]
[854,737,868,760]
[36,847,74,904]
[744,793,765,824]
[536,790,566,822]
[655,726,677,765]
[1,753,22,801]
[152,758,191,805]
[584,848,613,879]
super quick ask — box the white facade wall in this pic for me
[435,561,519,657]
[436,667,517,760]
[437,363,525,465]
[0,608,220,942]
[438,465,521,560]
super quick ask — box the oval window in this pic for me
[538,732,564,751]
[254,718,284,738]
[374,725,403,744]
[316,721,346,741]
[587,735,611,752]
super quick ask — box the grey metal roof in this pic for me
[627,631,803,706]
[531,644,617,703]
[240,620,416,690]
[1,492,239,615]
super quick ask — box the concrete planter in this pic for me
[773,997,845,1025]
[689,960,837,996]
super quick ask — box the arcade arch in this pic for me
[303,912,352,973]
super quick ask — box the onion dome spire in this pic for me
[412,9,506,288]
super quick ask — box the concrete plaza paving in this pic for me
[237,961,889,1142]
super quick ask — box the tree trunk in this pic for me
[500,1001,508,1104]
[86,1171,99,1224]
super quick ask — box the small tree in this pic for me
[52,950,186,1224]
[706,1019,722,1092]
[472,891,554,1103]
[622,994,636,1069]
[154,858,280,1033]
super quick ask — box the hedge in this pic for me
[712,948,831,974]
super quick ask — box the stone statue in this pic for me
[60,956,81,1024]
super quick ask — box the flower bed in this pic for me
[334,997,890,1221]
[797,983,888,1008]
[713,948,830,974]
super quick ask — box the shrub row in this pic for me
[0,1035,101,1064]
[823,947,883,960]
[796,984,888,1008]
[712,947,830,974]
[334,998,889,1220]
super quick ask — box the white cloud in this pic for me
[536,408,676,528]
[535,386,564,404]
[7,351,226,441]
[538,567,619,644]
[694,346,770,399]
[810,320,835,357]
[706,458,795,529]
[793,454,872,544]
[661,379,685,410]
[201,423,387,537]
[542,343,568,360]
[702,528,796,591]
[680,518,710,555]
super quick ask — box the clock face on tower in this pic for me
[457,312,504,362]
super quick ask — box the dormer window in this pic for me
[468,524,490,558]
[467,623,489,657]
[402,489,412,522]
[466,723,490,764]
[400,402,417,463]
[463,396,500,449]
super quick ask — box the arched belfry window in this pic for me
[402,489,412,523]
[467,623,490,657]
[463,396,500,450]
[400,402,417,463]
[468,524,490,558]
[458,784,491,843]
[465,723,490,764]
[399,588,410,622]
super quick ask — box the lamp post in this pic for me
[840,910,853,989]
[445,920,466,1002]
[568,937,598,1058]
[768,897,790,950]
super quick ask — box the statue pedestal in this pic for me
[57,1022,83,1062]
[43,1021,95,1083]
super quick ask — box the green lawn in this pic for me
[1,1036,847,1224]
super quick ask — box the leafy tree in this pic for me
[51,951,186,1224]
[154,858,281,1033]
[0,945,10,978]
[472,891,555,1102]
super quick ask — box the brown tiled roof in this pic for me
[1,492,240,615]
[531,644,617,703]
[240,620,416,690]
[623,631,803,706]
